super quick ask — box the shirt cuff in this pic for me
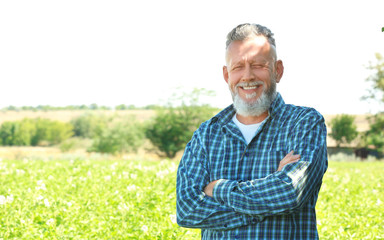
[212,179,237,206]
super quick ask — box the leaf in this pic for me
[382,27,384,32]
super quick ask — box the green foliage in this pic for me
[146,89,217,158]
[115,104,136,110]
[0,122,17,145]
[45,120,74,145]
[365,113,384,152]
[89,117,145,154]
[363,53,384,103]
[0,118,73,146]
[317,161,384,239]
[0,158,383,239]
[328,114,358,147]
[70,113,109,138]
[0,158,200,239]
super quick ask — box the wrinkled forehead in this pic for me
[225,36,277,65]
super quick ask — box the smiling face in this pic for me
[223,36,284,117]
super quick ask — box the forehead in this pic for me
[226,36,275,65]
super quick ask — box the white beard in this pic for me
[231,79,277,117]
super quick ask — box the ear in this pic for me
[223,65,229,84]
[275,60,284,83]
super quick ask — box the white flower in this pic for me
[104,176,111,181]
[6,194,14,203]
[169,214,177,224]
[130,174,137,179]
[156,169,170,178]
[0,195,6,205]
[377,199,382,206]
[141,225,148,232]
[36,180,47,191]
[127,184,137,191]
[118,203,130,211]
[67,201,73,207]
[44,199,50,207]
[36,195,44,201]
[16,169,25,175]
[46,218,55,226]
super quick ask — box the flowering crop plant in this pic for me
[0,157,383,239]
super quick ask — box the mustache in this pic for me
[234,81,265,94]
[235,81,264,88]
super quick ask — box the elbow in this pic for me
[176,212,200,229]
[176,202,195,229]
[176,216,191,228]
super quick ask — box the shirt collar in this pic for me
[268,92,285,118]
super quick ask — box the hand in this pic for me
[203,180,220,197]
[277,150,300,171]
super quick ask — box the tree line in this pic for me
[1,104,164,111]
[0,89,217,158]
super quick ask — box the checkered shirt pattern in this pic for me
[176,93,328,239]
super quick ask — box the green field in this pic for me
[0,157,383,239]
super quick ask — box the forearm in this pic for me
[176,189,252,230]
[212,145,327,217]
[176,137,251,230]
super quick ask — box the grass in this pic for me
[0,156,383,239]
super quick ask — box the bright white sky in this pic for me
[0,0,383,114]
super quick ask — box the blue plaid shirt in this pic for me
[176,93,328,239]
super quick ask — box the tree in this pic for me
[362,53,384,153]
[363,53,384,103]
[365,113,384,153]
[328,114,358,147]
[145,88,217,158]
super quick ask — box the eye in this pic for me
[231,65,243,71]
[252,64,264,69]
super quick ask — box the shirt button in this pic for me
[252,218,258,223]
[223,224,228,228]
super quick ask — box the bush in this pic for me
[146,104,216,158]
[0,121,17,145]
[0,118,73,146]
[89,117,145,154]
[70,113,109,138]
[145,89,217,158]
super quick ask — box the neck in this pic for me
[236,111,269,125]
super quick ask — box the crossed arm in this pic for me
[203,150,301,197]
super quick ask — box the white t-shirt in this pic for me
[232,115,269,144]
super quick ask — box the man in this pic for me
[176,23,328,239]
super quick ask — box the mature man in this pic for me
[176,23,328,239]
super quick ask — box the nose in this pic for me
[241,64,255,82]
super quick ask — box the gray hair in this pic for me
[226,23,276,49]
